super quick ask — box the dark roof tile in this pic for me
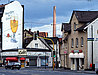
[61,23,71,33]
[75,11,98,23]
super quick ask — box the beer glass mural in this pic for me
[10,16,18,43]
[2,1,23,50]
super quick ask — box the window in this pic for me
[76,38,78,48]
[35,43,38,48]
[81,37,83,47]
[71,38,74,48]
[74,22,76,31]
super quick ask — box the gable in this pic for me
[26,38,51,51]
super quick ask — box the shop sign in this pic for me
[71,50,82,53]
[18,49,27,56]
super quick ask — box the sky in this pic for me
[0,0,98,37]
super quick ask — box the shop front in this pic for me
[1,49,52,67]
[69,50,84,70]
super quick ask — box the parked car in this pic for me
[12,62,21,70]
[5,62,21,70]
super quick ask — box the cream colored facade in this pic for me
[61,13,88,70]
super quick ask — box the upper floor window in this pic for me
[76,38,78,48]
[74,22,76,31]
[81,37,83,47]
[35,43,38,48]
[71,38,74,48]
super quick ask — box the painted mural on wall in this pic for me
[2,1,23,50]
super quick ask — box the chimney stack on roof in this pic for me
[29,29,31,33]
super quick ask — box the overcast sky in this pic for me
[0,0,98,37]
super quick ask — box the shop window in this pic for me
[81,37,83,47]
[76,38,78,48]
[71,38,74,48]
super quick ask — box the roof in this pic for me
[24,29,33,35]
[70,11,98,23]
[26,48,51,52]
[75,24,87,31]
[2,48,51,52]
[24,37,33,48]
[39,38,53,51]
[61,23,71,33]
[44,37,58,44]
[63,35,68,41]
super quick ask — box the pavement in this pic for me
[0,66,97,74]
[22,67,97,74]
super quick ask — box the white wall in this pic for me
[2,1,23,50]
[27,38,48,49]
[87,18,98,68]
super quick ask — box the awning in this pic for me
[6,57,18,61]
[69,53,84,58]
[69,53,74,58]
[20,57,26,61]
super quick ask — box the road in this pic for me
[0,67,97,75]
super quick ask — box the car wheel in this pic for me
[18,68,20,70]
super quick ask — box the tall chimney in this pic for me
[53,6,56,37]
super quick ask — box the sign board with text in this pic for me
[18,49,27,56]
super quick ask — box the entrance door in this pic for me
[76,58,79,70]
[21,61,25,68]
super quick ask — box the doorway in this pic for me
[76,58,79,70]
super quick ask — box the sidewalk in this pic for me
[24,67,96,74]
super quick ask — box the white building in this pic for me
[84,18,98,69]
[27,37,60,67]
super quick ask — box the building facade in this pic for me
[0,1,24,66]
[61,11,98,70]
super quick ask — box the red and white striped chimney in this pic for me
[53,6,56,37]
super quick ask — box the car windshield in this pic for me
[8,62,14,65]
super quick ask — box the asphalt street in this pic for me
[0,67,97,75]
